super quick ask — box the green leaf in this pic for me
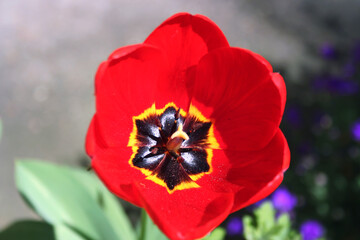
[258,213,291,240]
[243,215,259,240]
[0,220,92,240]
[266,225,288,240]
[0,220,54,240]
[96,183,136,240]
[277,213,290,227]
[15,160,122,240]
[254,202,275,233]
[54,224,89,240]
[273,214,291,239]
[138,209,168,240]
[137,210,225,240]
[288,230,302,240]
[201,227,226,240]
[243,202,302,240]
[70,169,136,240]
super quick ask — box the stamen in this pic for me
[129,104,215,192]
[155,118,162,128]
[151,147,158,155]
[175,108,181,120]
[176,156,184,163]
[192,122,203,132]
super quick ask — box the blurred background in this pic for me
[1,0,359,239]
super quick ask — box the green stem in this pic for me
[139,209,147,240]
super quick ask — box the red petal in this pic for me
[95,44,167,148]
[85,114,111,157]
[144,13,229,110]
[241,48,273,72]
[224,130,290,212]
[194,149,233,194]
[271,72,287,115]
[92,139,236,240]
[134,183,234,240]
[194,129,289,212]
[91,147,146,207]
[145,13,229,66]
[86,113,144,205]
[191,47,286,151]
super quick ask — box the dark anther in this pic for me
[176,156,184,163]
[180,146,203,152]
[179,148,193,153]
[131,105,213,191]
[182,117,191,132]
[155,117,162,128]
[151,147,158,155]
[169,109,181,134]
[192,122,203,132]
[190,146,205,151]
[170,124,178,137]
[159,127,168,142]
[148,134,160,142]
[175,108,181,120]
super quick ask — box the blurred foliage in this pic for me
[224,42,360,240]
[243,202,301,240]
[14,160,135,240]
[0,160,226,240]
[202,228,227,240]
[280,41,360,240]
[0,221,54,240]
[137,209,167,240]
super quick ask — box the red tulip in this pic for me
[86,12,289,240]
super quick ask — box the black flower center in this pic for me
[128,103,218,192]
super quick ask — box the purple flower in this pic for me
[343,62,356,78]
[351,120,360,141]
[353,42,360,62]
[226,217,243,236]
[297,142,312,155]
[313,76,359,95]
[271,187,297,212]
[320,43,336,59]
[284,106,302,127]
[300,220,324,240]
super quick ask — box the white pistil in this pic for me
[166,123,189,152]
[170,123,189,140]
